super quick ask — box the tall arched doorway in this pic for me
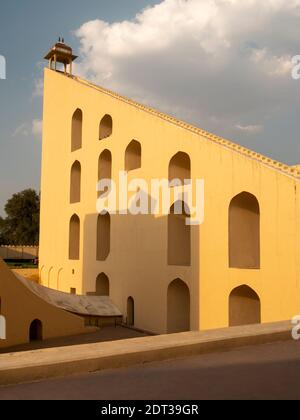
[229,192,260,269]
[167,279,190,333]
[229,285,261,326]
[29,319,43,341]
[168,201,191,266]
[96,273,110,296]
[127,297,134,326]
[96,212,111,261]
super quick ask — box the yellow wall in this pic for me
[39,68,300,333]
[0,260,86,349]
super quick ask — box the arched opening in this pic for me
[168,201,191,266]
[69,214,80,260]
[229,192,260,269]
[125,140,141,172]
[96,273,110,296]
[169,152,191,185]
[29,319,43,341]
[70,161,81,203]
[98,149,112,197]
[0,320,5,341]
[0,298,5,340]
[229,285,261,326]
[96,213,111,261]
[127,297,134,326]
[99,114,113,140]
[48,267,54,288]
[39,265,45,284]
[167,279,190,333]
[57,268,63,290]
[71,109,83,152]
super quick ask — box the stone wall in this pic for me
[0,246,39,260]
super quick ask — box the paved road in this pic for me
[1,339,300,400]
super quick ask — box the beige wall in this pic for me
[39,68,300,334]
[0,260,86,349]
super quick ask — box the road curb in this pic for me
[0,321,293,386]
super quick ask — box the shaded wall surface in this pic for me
[0,259,86,349]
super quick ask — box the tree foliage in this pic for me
[0,189,40,245]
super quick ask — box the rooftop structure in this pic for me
[44,38,77,75]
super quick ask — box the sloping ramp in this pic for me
[16,275,122,318]
[0,259,88,349]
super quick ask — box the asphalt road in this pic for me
[1,339,300,400]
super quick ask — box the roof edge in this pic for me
[47,69,300,181]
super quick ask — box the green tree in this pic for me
[0,189,40,245]
[0,216,8,245]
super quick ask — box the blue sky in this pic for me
[0,0,160,215]
[0,0,300,215]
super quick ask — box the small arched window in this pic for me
[98,150,112,197]
[96,213,111,261]
[169,152,191,185]
[125,140,141,171]
[168,201,191,266]
[99,114,113,140]
[71,109,83,152]
[69,214,80,260]
[70,161,81,203]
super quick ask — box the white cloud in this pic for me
[235,124,263,134]
[12,123,29,137]
[33,78,44,97]
[74,0,300,140]
[12,119,42,139]
[32,119,43,136]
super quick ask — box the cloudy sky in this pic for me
[0,0,300,215]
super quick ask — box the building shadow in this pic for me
[81,191,200,335]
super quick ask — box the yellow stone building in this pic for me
[39,43,300,335]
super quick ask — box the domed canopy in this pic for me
[44,39,77,75]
